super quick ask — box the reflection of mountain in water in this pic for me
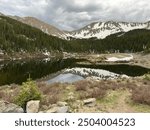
[46,73,84,84]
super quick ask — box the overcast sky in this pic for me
[0,0,150,30]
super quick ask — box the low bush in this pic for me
[39,83,63,106]
[131,85,150,105]
[74,80,90,91]
[90,87,106,99]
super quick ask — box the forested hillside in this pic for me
[0,16,69,54]
[0,15,150,55]
[68,29,150,53]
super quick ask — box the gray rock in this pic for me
[83,98,96,107]
[57,106,69,113]
[26,100,40,113]
[0,100,24,113]
[46,106,69,113]
[57,101,68,107]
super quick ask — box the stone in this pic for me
[57,106,69,113]
[46,107,58,113]
[57,101,68,107]
[0,100,24,113]
[83,98,96,107]
[26,100,40,113]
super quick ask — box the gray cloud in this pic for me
[0,0,150,30]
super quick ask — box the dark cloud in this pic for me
[0,0,150,30]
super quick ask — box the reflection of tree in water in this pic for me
[0,58,149,86]
[0,58,81,85]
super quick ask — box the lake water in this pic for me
[0,58,149,85]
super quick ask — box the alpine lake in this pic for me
[0,56,150,86]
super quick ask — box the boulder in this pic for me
[0,100,24,113]
[46,106,69,113]
[26,100,40,113]
[83,98,96,107]
[57,106,69,113]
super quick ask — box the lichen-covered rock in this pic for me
[0,100,24,113]
[26,100,40,113]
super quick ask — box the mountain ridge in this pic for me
[9,16,67,39]
[66,20,150,39]
[1,12,150,40]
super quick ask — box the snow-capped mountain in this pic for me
[66,21,150,39]
[2,11,150,40]
[10,16,67,39]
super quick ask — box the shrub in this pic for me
[74,80,90,91]
[14,78,42,110]
[90,88,106,99]
[131,85,150,105]
[39,83,63,106]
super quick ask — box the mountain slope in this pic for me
[10,16,67,39]
[0,15,69,55]
[67,21,150,39]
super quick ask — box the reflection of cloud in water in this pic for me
[46,73,84,84]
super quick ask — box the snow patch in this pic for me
[105,54,133,62]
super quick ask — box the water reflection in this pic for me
[0,58,149,86]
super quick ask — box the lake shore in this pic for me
[1,52,150,69]
[67,53,150,69]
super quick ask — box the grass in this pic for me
[127,99,150,113]
[98,90,122,105]
[97,89,124,112]
[0,76,150,112]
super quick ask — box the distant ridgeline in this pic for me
[0,15,150,54]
